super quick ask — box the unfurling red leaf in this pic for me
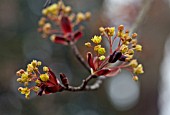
[73,30,83,42]
[52,36,69,45]
[61,16,72,34]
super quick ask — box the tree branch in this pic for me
[70,42,91,73]
[68,42,106,92]
[44,0,52,8]
[130,0,154,33]
[63,75,105,91]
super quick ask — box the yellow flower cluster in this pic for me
[85,25,144,81]
[116,25,143,62]
[16,60,50,99]
[85,35,106,60]
[99,27,115,36]
[42,2,71,16]
[18,87,30,99]
[116,25,144,80]
[76,12,91,23]
[38,1,91,39]
[129,59,144,81]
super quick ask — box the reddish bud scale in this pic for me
[109,51,122,63]
[60,73,69,87]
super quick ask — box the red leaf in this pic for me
[61,16,72,34]
[48,68,58,85]
[93,56,99,71]
[105,68,121,77]
[73,30,83,42]
[52,36,68,45]
[87,52,95,70]
[94,69,111,76]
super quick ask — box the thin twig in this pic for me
[65,74,94,91]
[130,0,154,33]
[44,0,52,8]
[70,42,91,73]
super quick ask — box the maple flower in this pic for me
[85,25,144,80]
[91,36,102,44]
[38,1,91,45]
[16,60,64,99]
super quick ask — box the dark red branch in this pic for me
[63,75,105,91]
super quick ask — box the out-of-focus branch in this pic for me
[130,0,154,33]
[44,0,52,8]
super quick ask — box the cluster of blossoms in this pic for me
[16,1,144,99]
[38,1,91,45]
[85,25,144,80]
[16,60,68,99]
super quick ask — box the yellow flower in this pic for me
[98,47,106,55]
[32,86,40,93]
[64,6,72,13]
[21,72,29,82]
[118,31,124,37]
[38,17,46,26]
[43,66,49,72]
[27,64,34,73]
[133,64,144,74]
[132,33,138,38]
[35,79,41,85]
[135,44,142,51]
[128,49,134,55]
[76,12,85,23]
[48,4,58,12]
[131,39,137,45]
[43,23,52,34]
[99,27,105,33]
[106,27,115,36]
[99,55,106,61]
[16,69,25,76]
[94,45,101,51]
[40,74,49,82]
[133,76,139,81]
[85,42,91,47]
[118,25,124,31]
[25,94,30,99]
[85,12,91,20]
[125,54,133,62]
[31,60,38,67]
[129,59,138,68]
[18,87,30,99]
[91,35,102,44]
[120,44,128,53]
[37,61,42,66]
[42,9,48,15]
[17,78,22,83]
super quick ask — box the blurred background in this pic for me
[0,0,170,115]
